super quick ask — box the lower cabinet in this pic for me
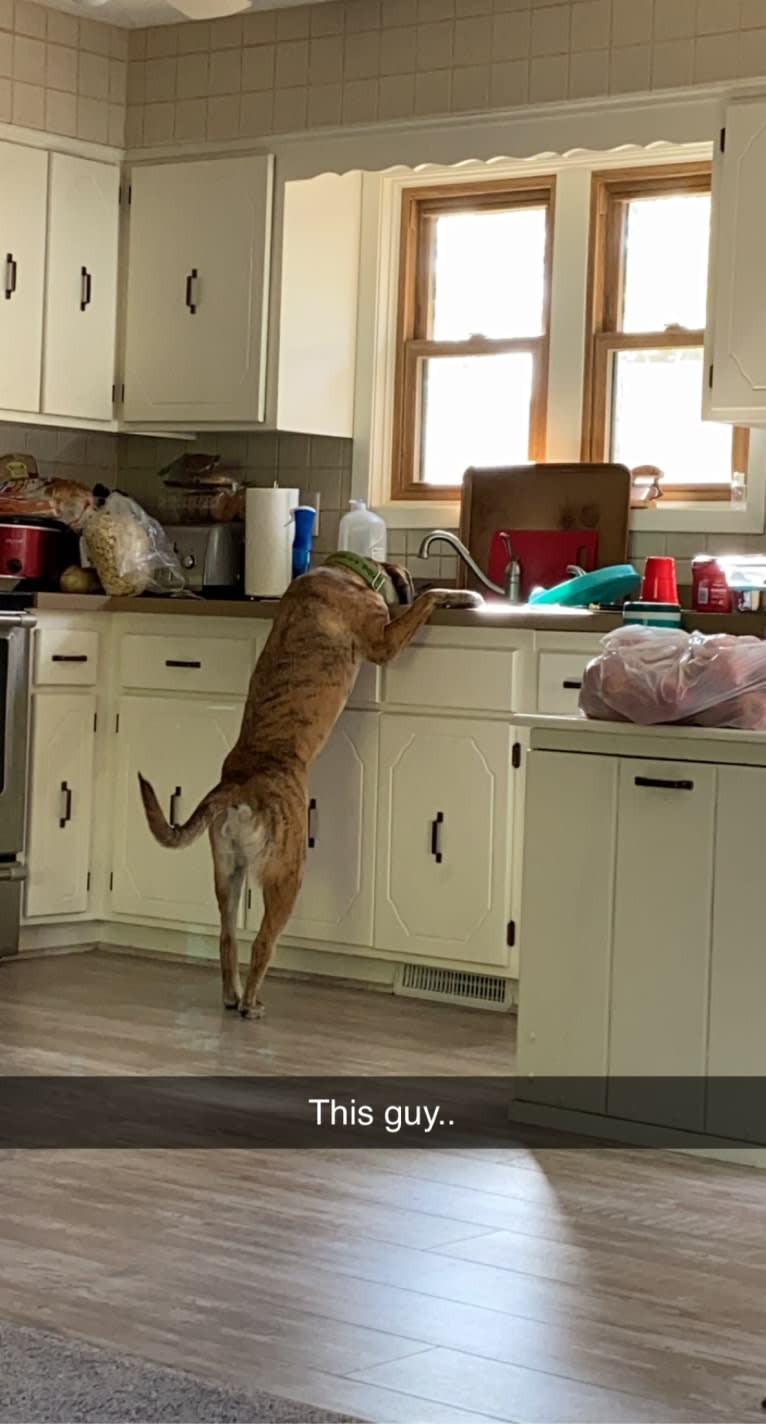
[374,715,514,966]
[110,696,243,926]
[276,711,378,947]
[25,692,97,919]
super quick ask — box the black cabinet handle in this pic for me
[307,797,317,849]
[4,253,16,300]
[430,811,444,863]
[80,266,92,312]
[185,268,198,314]
[169,786,181,826]
[562,678,582,689]
[59,780,72,829]
[634,776,694,792]
[165,659,201,669]
[52,653,88,663]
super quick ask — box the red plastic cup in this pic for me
[640,555,679,604]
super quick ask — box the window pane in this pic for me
[430,206,547,340]
[610,347,732,484]
[419,352,533,486]
[621,193,710,333]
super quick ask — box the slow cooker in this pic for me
[0,517,75,584]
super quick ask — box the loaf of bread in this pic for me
[0,454,95,528]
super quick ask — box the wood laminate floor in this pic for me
[0,950,765,1423]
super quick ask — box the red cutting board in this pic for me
[488,529,599,601]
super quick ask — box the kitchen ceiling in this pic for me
[40,0,333,29]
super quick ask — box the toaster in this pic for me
[164,524,244,596]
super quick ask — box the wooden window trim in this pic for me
[582,162,749,502]
[391,175,556,502]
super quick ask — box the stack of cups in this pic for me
[623,556,682,628]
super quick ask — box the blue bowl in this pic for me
[527,564,641,608]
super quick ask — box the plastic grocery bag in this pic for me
[580,625,766,730]
[82,492,184,597]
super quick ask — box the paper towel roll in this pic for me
[245,486,300,598]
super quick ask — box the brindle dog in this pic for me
[138,565,481,1018]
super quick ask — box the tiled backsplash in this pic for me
[0,420,119,487]
[124,0,766,150]
[0,0,126,144]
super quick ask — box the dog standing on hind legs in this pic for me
[138,560,482,1019]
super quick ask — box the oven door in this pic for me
[0,616,33,858]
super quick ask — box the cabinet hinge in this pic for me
[115,713,120,733]
[109,871,113,891]
[86,871,91,891]
[506,920,516,948]
[512,742,522,770]
[720,126,726,154]
[708,362,714,390]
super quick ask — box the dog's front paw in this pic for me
[238,999,266,1021]
[435,590,485,609]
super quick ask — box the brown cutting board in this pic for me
[458,463,632,596]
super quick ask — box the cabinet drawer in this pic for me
[121,634,253,695]
[383,647,515,712]
[35,627,99,686]
[537,652,591,715]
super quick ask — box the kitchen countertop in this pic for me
[29,592,766,637]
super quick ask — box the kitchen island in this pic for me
[512,712,766,1161]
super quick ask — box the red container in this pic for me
[692,556,732,613]
[0,518,69,581]
[640,555,679,604]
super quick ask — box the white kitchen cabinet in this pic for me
[276,172,362,437]
[25,693,96,919]
[110,696,242,926]
[42,154,120,422]
[0,141,48,414]
[516,750,617,1112]
[269,711,378,947]
[706,98,766,422]
[375,715,513,967]
[121,156,273,426]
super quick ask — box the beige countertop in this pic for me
[31,592,766,637]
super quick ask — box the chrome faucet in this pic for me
[418,530,521,602]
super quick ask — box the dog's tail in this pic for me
[138,773,232,849]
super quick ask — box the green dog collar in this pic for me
[325,550,388,596]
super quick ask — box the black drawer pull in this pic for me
[562,678,582,689]
[59,781,72,828]
[169,786,181,826]
[165,659,201,669]
[307,797,317,849]
[430,811,444,863]
[185,268,198,314]
[52,653,88,663]
[635,776,694,792]
[80,266,92,311]
[4,252,17,299]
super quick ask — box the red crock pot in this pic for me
[0,517,71,582]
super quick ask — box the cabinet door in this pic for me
[608,760,715,1130]
[25,693,96,919]
[111,697,242,925]
[276,172,361,437]
[42,154,119,422]
[375,716,512,966]
[0,142,48,413]
[516,751,617,1112]
[122,156,272,424]
[270,711,377,946]
[707,765,766,1141]
[707,100,766,422]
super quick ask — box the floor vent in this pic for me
[394,963,514,1011]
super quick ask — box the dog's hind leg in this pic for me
[210,817,246,1010]
[239,861,303,1020]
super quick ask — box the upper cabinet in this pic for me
[121,155,273,426]
[275,172,362,438]
[706,98,766,423]
[0,143,48,415]
[42,154,120,423]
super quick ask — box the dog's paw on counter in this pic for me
[433,589,485,609]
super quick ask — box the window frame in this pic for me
[390,175,556,502]
[581,162,749,503]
